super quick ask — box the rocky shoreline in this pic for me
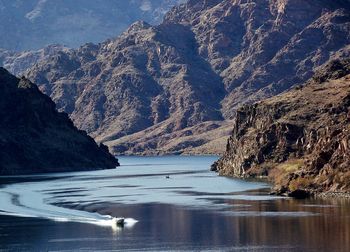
[212,59,350,199]
[270,188,350,199]
[312,192,350,199]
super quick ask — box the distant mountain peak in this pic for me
[0,0,187,51]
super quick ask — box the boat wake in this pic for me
[0,182,138,231]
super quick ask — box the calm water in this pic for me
[0,156,349,251]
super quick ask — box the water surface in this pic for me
[0,156,349,251]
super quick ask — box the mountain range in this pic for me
[1,0,350,156]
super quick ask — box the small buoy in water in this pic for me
[165,175,170,179]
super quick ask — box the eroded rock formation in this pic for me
[212,59,350,196]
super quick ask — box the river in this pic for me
[0,156,349,251]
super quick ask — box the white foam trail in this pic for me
[0,183,138,231]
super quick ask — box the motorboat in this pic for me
[113,217,125,226]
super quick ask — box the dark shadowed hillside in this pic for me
[0,68,118,175]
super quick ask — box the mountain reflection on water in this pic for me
[0,156,349,251]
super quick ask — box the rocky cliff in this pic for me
[212,59,350,196]
[14,0,350,155]
[0,68,119,175]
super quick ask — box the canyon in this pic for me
[0,0,349,156]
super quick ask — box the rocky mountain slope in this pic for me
[0,68,118,175]
[212,59,350,196]
[15,0,350,155]
[0,45,69,76]
[0,0,186,51]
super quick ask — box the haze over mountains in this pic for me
[0,0,186,51]
[1,0,350,155]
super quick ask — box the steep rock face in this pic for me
[0,0,186,51]
[213,59,350,194]
[0,68,118,175]
[165,0,350,117]
[26,20,226,154]
[23,0,350,155]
